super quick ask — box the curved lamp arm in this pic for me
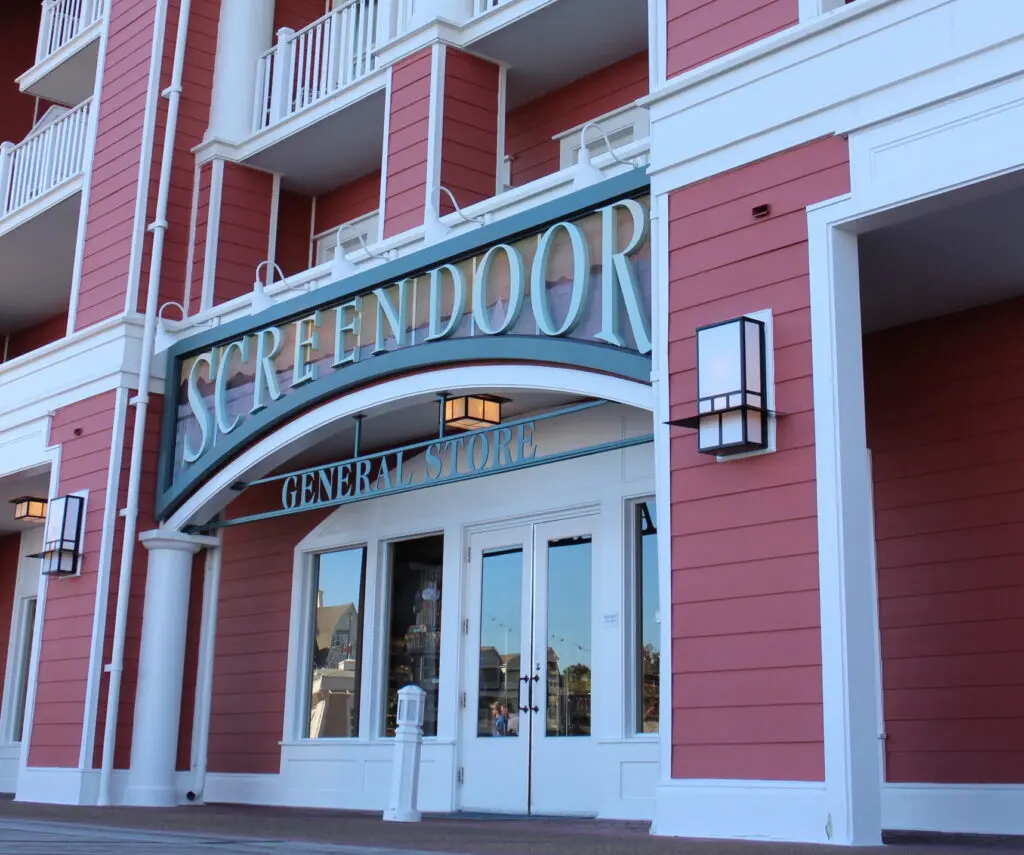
[579,121,633,168]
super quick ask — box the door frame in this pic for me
[456,502,600,815]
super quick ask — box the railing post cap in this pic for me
[0,142,15,152]
[276,26,295,39]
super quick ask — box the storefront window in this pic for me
[477,548,523,737]
[383,535,445,737]
[546,537,593,737]
[307,547,366,739]
[11,597,36,743]
[635,500,659,733]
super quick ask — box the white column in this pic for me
[207,0,274,142]
[809,215,883,845]
[124,530,217,807]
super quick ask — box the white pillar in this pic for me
[383,685,425,822]
[207,0,274,142]
[124,530,217,807]
[809,216,883,845]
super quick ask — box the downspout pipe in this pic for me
[97,0,193,807]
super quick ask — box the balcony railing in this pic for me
[473,0,505,14]
[254,0,381,132]
[36,0,104,65]
[0,99,91,218]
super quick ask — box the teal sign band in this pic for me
[158,170,653,524]
[186,402,654,533]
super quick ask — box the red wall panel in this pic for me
[4,313,68,361]
[274,0,326,33]
[667,136,850,781]
[666,0,798,77]
[0,4,42,142]
[865,298,1024,784]
[214,163,273,305]
[207,491,328,775]
[29,392,119,768]
[383,48,432,239]
[505,52,648,188]
[314,170,381,235]
[0,534,20,699]
[276,190,313,279]
[74,0,158,330]
[440,48,498,213]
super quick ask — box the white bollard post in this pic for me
[383,684,426,823]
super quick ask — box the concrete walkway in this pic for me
[1,800,1022,854]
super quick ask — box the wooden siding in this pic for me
[213,163,273,306]
[440,48,499,213]
[74,0,158,331]
[865,298,1024,784]
[0,3,42,142]
[144,0,219,314]
[4,313,68,361]
[275,189,314,279]
[505,52,647,188]
[189,162,213,314]
[274,0,326,33]
[0,534,20,702]
[666,0,798,77]
[383,48,432,239]
[208,491,329,775]
[667,136,850,781]
[28,392,119,768]
[314,170,381,235]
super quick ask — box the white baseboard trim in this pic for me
[883,784,1024,836]
[16,767,194,806]
[202,773,283,807]
[652,779,830,844]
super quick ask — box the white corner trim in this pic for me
[183,162,203,317]
[883,784,1024,836]
[652,780,829,843]
[424,41,446,215]
[201,158,226,312]
[377,65,394,243]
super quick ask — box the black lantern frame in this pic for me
[10,496,47,522]
[669,315,770,457]
[442,394,504,432]
[29,494,85,576]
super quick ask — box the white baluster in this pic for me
[0,142,15,217]
[36,0,52,63]
[270,27,295,125]
[375,0,393,46]
[79,0,96,30]
[327,5,343,91]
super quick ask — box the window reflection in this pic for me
[308,547,366,739]
[546,537,592,738]
[383,535,444,737]
[636,501,659,733]
[477,548,523,738]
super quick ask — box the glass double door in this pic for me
[460,516,598,816]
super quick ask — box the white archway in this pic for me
[165,363,655,532]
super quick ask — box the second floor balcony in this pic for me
[18,0,104,107]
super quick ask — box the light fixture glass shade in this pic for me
[443,395,502,431]
[11,497,47,522]
[29,494,85,576]
[690,316,768,456]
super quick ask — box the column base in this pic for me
[383,808,422,823]
[123,780,178,808]
[652,779,850,845]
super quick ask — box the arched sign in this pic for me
[156,170,653,521]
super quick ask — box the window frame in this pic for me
[554,104,651,170]
[626,495,659,737]
[302,543,369,740]
[312,210,381,268]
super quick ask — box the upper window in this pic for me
[555,104,650,170]
[313,210,380,267]
[307,546,367,739]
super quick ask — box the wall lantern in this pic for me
[443,395,503,431]
[669,315,772,457]
[10,497,47,522]
[28,494,85,576]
